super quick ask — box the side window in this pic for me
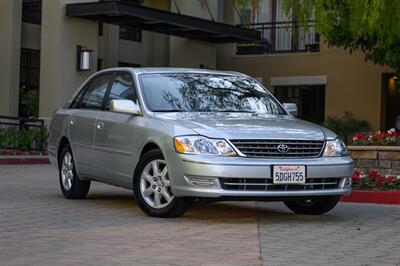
[106,72,137,110]
[70,86,86,109]
[80,74,112,109]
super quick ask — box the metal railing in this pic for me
[0,116,47,151]
[236,21,319,55]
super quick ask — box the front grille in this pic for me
[219,177,342,191]
[230,139,324,158]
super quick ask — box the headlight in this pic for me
[174,136,237,156]
[323,139,348,157]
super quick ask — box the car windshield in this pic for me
[139,73,286,115]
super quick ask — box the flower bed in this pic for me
[352,128,398,146]
[352,170,400,191]
[340,170,400,204]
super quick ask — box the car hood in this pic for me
[155,112,336,140]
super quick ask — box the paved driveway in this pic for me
[0,165,399,266]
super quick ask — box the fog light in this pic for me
[185,176,220,188]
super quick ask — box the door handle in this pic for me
[96,121,104,130]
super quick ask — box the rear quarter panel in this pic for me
[48,108,73,168]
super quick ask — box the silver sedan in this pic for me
[48,68,352,217]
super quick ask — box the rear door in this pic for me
[93,72,139,188]
[68,73,113,177]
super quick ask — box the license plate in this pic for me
[273,165,306,184]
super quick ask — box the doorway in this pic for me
[381,73,400,130]
[274,85,325,124]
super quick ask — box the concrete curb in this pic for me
[340,190,400,204]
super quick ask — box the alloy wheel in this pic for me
[139,159,174,209]
[61,152,74,191]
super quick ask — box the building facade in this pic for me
[0,0,397,130]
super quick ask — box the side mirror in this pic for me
[110,100,141,115]
[283,103,298,116]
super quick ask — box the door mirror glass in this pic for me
[110,100,141,115]
[283,103,298,116]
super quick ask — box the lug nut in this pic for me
[157,188,161,192]
[153,177,157,181]
[152,185,156,189]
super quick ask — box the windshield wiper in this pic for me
[216,110,256,113]
[152,109,184,112]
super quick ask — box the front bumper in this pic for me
[166,154,353,198]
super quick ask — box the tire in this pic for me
[58,144,90,199]
[133,149,193,218]
[284,195,340,215]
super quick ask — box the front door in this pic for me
[94,72,139,188]
[274,85,326,124]
[68,73,113,177]
[381,73,400,130]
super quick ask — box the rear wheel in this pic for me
[133,149,193,218]
[284,195,340,215]
[59,144,90,199]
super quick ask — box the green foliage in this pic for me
[238,0,400,75]
[20,90,39,117]
[291,0,400,74]
[0,127,48,151]
[323,112,370,144]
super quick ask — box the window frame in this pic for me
[103,71,140,112]
[69,72,115,110]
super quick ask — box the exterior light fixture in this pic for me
[77,45,93,71]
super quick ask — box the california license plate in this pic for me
[273,165,306,184]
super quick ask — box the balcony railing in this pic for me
[236,21,319,55]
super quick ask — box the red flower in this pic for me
[385,176,394,183]
[379,132,385,140]
[41,150,48,155]
[364,135,370,141]
[1,149,11,155]
[353,132,363,140]
[15,150,23,155]
[29,150,38,155]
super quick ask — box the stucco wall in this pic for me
[0,0,22,116]
[169,0,217,69]
[39,0,99,118]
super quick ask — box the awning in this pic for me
[66,1,260,43]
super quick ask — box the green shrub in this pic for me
[0,127,48,151]
[323,112,370,144]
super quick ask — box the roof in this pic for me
[66,1,260,43]
[99,67,244,76]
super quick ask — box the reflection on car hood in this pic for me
[155,112,336,140]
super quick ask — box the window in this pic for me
[106,73,137,110]
[119,25,142,42]
[79,74,113,109]
[19,48,40,117]
[118,62,141,68]
[22,0,41,25]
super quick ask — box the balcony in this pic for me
[236,21,319,55]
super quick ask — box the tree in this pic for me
[234,0,400,76]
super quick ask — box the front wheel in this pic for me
[284,195,340,215]
[133,149,193,218]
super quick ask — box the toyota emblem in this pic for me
[277,144,290,153]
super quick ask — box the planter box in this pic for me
[348,145,400,176]
[341,190,400,204]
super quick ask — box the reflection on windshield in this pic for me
[139,73,285,115]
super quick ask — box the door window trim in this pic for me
[102,71,141,113]
[69,72,115,110]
